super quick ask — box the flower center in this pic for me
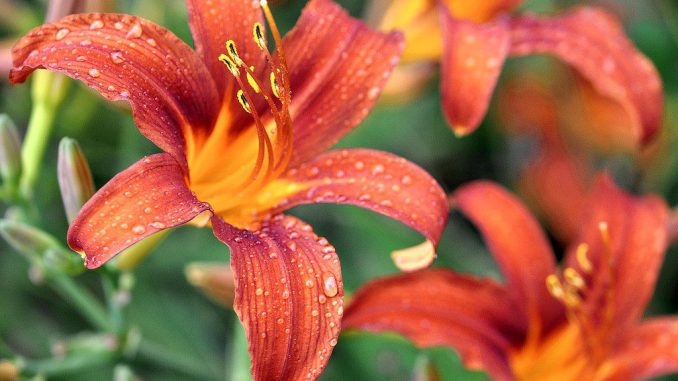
[510,221,617,381]
[187,0,296,227]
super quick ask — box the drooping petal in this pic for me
[564,175,668,332]
[452,181,563,332]
[343,269,523,381]
[439,7,510,136]
[185,0,265,99]
[10,13,220,166]
[283,0,404,165]
[67,153,211,269]
[509,7,663,145]
[212,215,344,381]
[605,318,678,381]
[274,149,448,245]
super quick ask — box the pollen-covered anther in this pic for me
[226,39,243,65]
[253,22,266,50]
[270,72,281,99]
[237,89,252,113]
[563,286,582,308]
[546,274,565,300]
[564,267,586,290]
[576,243,593,273]
[246,66,261,93]
[218,54,239,76]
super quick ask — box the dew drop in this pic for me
[90,20,104,30]
[55,28,70,40]
[88,68,100,78]
[110,51,124,64]
[149,222,166,229]
[126,23,143,39]
[76,56,87,62]
[329,339,337,347]
[311,310,319,317]
[132,225,146,234]
[318,295,327,304]
[321,272,338,297]
[123,191,132,197]
[255,288,263,296]
[281,290,289,299]
[305,279,314,288]
[401,175,412,184]
[144,207,152,214]
[80,40,92,46]
[146,38,157,47]
[277,318,284,324]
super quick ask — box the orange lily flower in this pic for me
[9,0,449,379]
[344,175,676,381]
[371,0,663,145]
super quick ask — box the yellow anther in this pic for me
[564,267,585,289]
[226,40,242,64]
[563,287,582,308]
[218,54,239,76]
[253,22,266,50]
[246,66,260,93]
[237,89,251,113]
[546,274,564,300]
[576,243,593,273]
[270,72,281,98]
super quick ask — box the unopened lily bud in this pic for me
[185,263,235,307]
[0,219,62,261]
[43,247,85,275]
[0,360,19,381]
[114,365,140,381]
[0,114,22,189]
[57,138,95,223]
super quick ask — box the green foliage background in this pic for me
[1,0,677,380]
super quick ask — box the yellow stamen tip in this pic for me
[237,89,252,113]
[564,267,585,289]
[546,274,564,299]
[576,243,593,273]
[218,54,239,76]
[246,66,261,93]
[270,72,281,99]
[226,39,242,64]
[253,22,266,50]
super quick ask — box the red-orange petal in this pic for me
[280,148,448,245]
[439,7,510,136]
[185,0,265,100]
[283,0,404,165]
[343,269,523,381]
[606,318,678,381]
[563,174,668,332]
[212,215,344,381]
[509,7,663,145]
[452,181,563,332]
[10,13,220,167]
[67,153,211,269]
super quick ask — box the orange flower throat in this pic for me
[511,222,617,381]
[186,1,299,227]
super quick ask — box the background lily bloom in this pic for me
[368,0,663,145]
[9,0,449,379]
[344,176,677,381]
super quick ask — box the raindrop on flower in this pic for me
[321,272,338,297]
[55,28,70,40]
[131,225,146,234]
[88,68,100,78]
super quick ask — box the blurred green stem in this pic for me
[228,317,251,381]
[137,339,215,380]
[46,269,113,332]
[20,71,69,199]
[21,351,115,377]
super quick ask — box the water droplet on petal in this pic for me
[318,295,327,304]
[55,28,70,40]
[149,222,166,229]
[329,339,338,347]
[322,272,338,297]
[281,290,289,299]
[90,20,104,30]
[132,225,146,234]
[123,191,132,197]
[255,288,263,296]
[305,279,314,288]
[88,68,100,78]
[146,38,157,47]
[126,23,143,39]
[110,51,124,64]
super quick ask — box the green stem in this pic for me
[21,351,115,377]
[46,270,113,332]
[19,102,56,198]
[136,339,215,381]
[228,317,251,381]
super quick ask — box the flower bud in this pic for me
[0,219,62,261]
[58,137,95,223]
[185,262,235,307]
[0,114,22,190]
